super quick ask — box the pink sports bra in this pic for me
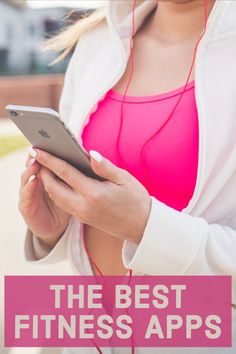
[81,80,198,211]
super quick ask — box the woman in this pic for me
[20,0,235,353]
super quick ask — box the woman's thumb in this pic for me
[89,150,128,184]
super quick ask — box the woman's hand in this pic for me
[19,151,71,248]
[31,148,152,244]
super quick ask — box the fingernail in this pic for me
[28,158,36,167]
[28,175,36,183]
[89,150,103,163]
[29,147,37,158]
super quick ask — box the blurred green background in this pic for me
[0,135,29,157]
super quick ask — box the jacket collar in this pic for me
[106,0,236,43]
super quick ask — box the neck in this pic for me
[144,0,216,43]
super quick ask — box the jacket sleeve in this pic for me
[122,195,236,304]
[24,217,75,264]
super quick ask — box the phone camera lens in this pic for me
[10,111,18,117]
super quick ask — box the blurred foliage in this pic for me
[0,135,29,157]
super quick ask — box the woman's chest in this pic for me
[81,83,198,211]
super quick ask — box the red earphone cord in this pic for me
[116,0,208,188]
[82,223,134,353]
[82,0,208,353]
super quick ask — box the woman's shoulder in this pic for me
[67,16,120,85]
[59,17,113,123]
[73,17,111,58]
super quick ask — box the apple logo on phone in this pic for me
[38,129,51,138]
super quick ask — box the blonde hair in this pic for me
[44,6,107,64]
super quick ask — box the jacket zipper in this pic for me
[182,0,227,214]
[181,40,207,215]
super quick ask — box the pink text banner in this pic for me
[5,275,232,348]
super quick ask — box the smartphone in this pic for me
[5,104,103,181]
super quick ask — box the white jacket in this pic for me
[25,1,236,352]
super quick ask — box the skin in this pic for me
[151,0,215,41]
[19,0,215,275]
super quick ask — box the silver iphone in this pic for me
[5,104,103,181]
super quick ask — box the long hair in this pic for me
[44,6,106,64]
